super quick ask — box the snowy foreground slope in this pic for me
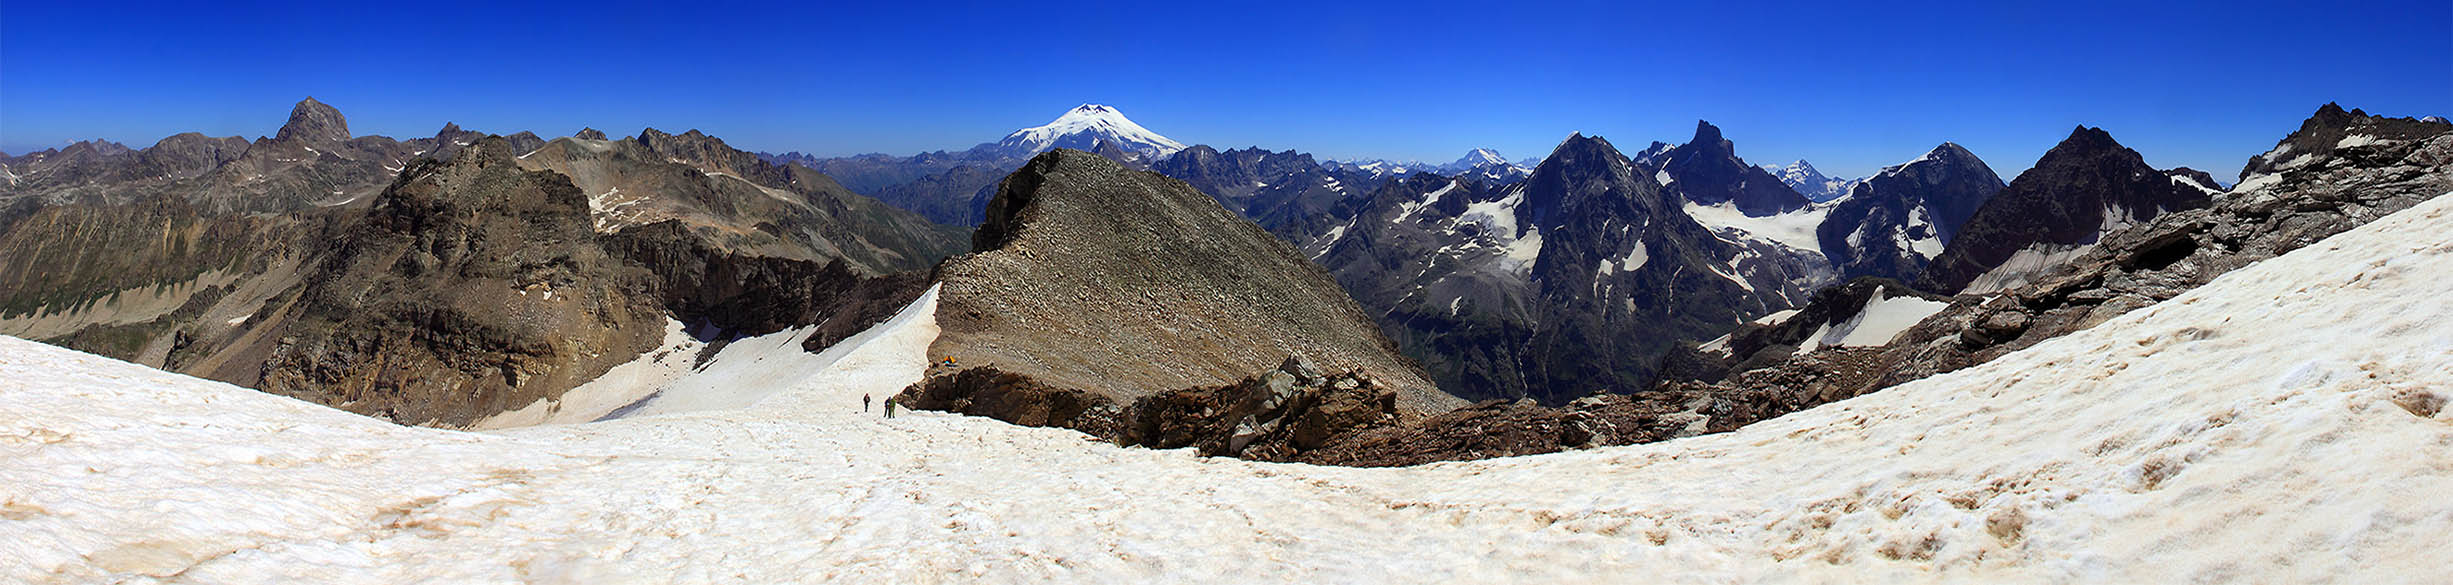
[6,198,2453,584]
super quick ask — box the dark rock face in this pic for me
[2238,102,2451,181]
[1663,105,2453,438]
[913,149,1460,421]
[575,128,608,141]
[1916,127,2216,294]
[900,356,1410,464]
[250,137,668,426]
[1298,133,1798,404]
[1297,384,1800,467]
[1117,356,1403,461]
[1653,120,1812,216]
[1816,143,2005,282]
[273,97,351,144]
[901,366,1124,434]
[600,219,931,352]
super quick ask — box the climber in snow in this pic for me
[863,394,871,412]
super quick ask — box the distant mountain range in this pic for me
[8,96,2446,445]
[0,98,962,426]
[724,103,2306,403]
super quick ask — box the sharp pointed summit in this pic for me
[273,97,350,144]
[1648,120,1811,215]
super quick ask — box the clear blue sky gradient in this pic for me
[4,0,2446,180]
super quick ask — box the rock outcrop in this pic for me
[272,97,351,144]
[243,136,668,425]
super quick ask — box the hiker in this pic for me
[885,400,897,419]
[863,394,871,412]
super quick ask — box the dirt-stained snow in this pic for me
[4,197,2452,583]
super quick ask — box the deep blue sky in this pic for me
[4,1,2446,181]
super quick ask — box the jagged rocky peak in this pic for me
[1689,120,1732,153]
[1518,132,1644,225]
[1815,142,2005,282]
[1658,120,1812,215]
[1915,125,2214,294]
[914,148,1459,430]
[274,96,350,143]
[575,127,608,141]
[2237,102,2453,188]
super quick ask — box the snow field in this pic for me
[2,197,2451,583]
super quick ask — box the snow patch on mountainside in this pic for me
[1964,205,2149,294]
[473,318,706,429]
[1684,199,1830,256]
[1807,286,1951,349]
[608,284,941,418]
[5,197,2453,583]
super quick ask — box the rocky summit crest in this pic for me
[273,97,350,144]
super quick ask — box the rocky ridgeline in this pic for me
[1915,126,2219,294]
[1,99,962,427]
[1068,104,2453,468]
[1651,105,2453,431]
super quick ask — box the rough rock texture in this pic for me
[1,98,973,428]
[272,97,351,144]
[1296,382,1811,467]
[1916,126,2216,294]
[1297,133,1807,404]
[914,149,1459,422]
[513,131,966,274]
[1115,356,1405,461]
[245,137,668,426]
[602,219,931,351]
[1654,120,1813,215]
[1816,143,2004,282]
[1664,105,2453,428]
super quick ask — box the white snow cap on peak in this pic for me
[997,103,1187,157]
[1454,148,1508,167]
[1877,142,1969,177]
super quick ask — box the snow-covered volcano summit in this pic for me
[982,104,1186,160]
